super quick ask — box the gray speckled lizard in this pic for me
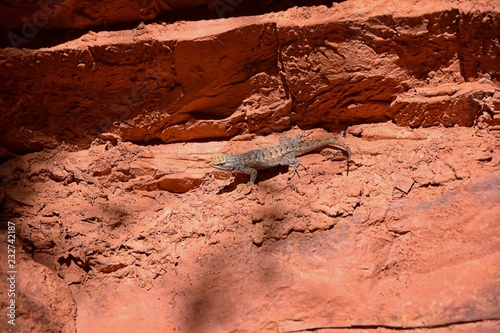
[210,133,351,185]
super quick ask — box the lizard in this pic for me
[210,133,351,185]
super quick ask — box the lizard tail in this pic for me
[326,138,351,176]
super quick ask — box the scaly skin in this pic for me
[211,134,351,184]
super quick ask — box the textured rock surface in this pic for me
[0,1,499,332]
[1,0,499,153]
[0,242,77,332]
[0,0,334,33]
[1,123,499,332]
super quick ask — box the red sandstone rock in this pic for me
[0,0,208,32]
[1,123,499,332]
[0,1,499,333]
[0,0,499,153]
[0,250,77,332]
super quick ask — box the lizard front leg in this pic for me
[235,165,259,185]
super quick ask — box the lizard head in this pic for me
[210,154,234,170]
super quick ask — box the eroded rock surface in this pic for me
[0,0,499,153]
[0,123,499,332]
[0,1,499,332]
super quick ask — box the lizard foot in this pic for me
[288,162,307,180]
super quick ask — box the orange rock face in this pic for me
[1,0,499,153]
[0,1,499,332]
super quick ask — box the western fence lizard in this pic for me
[210,133,351,185]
